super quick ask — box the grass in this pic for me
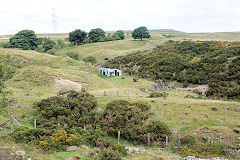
[0,32,240,159]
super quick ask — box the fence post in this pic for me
[118,131,120,145]
[147,133,150,146]
[165,136,168,150]
[210,134,213,145]
[104,91,107,96]
[58,123,60,127]
[84,126,86,130]
[34,119,36,128]
[178,135,180,148]
[10,117,13,130]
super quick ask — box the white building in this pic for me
[100,68,122,77]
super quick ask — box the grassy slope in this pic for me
[0,33,240,159]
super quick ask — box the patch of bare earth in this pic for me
[52,79,83,92]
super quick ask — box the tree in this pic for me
[83,56,96,65]
[43,38,56,52]
[113,30,125,40]
[132,26,151,40]
[9,30,38,50]
[68,29,87,45]
[88,28,105,42]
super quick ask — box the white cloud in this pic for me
[0,0,240,34]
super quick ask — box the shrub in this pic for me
[180,135,196,146]
[83,56,96,65]
[97,148,123,160]
[43,38,56,52]
[34,90,97,128]
[46,49,56,55]
[149,92,169,99]
[176,144,228,158]
[66,52,79,60]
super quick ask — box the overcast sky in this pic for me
[0,0,240,34]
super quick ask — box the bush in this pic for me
[176,144,228,158]
[97,148,123,160]
[47,49,56,55]
[180,135,196,146]
[34,90,97,128]
[149,92,169,99]
[83,56,96,65]
[43,38,56,52]
[66,52,79,60]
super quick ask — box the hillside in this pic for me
[104,40,240,100]
[0,33,240,160]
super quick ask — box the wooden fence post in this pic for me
[147,133,150,146]
[210,134,213,145]
[34,119,36,128]
[178,135,180,148]
[10,117,13,130]
[118,131,120,145]
[104,91,107,96]
[165,136,168,150]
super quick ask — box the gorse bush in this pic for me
[180,135,196,146]
[104,40,240,100]
[34,90,97,128]
[102,100,171,144]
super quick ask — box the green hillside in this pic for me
[0,33,240,160]
[104,40,240,100]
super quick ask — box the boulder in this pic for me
[211,107,218,111]
[66,146,78,152]
[81,145,89,149]
[82,151,90,156]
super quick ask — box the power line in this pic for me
[51,8,57,34]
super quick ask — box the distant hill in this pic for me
[106,29,184,33]
[149,29,184,33]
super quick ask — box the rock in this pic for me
[82,151,90,156]
[234,108,240,112]
[125,147,147,153]
[156,148,164,153]
[170,128,178,134]
[204,114,209,118]
[211,107,218,111]
[163,103,167,106]
[185,113,188,115]
[233,128,240,134]
[81,145,89,149]
[66,146,78,152]
[96,107,103,112]
[25,93,29,96]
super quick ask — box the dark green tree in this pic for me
[88,28,106,42]
[9,30,38,50]
[113,30,125,40]
[43,38,56,52]
[132,26,151,40]
[68,29,87,45]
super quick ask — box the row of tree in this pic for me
[4,26,151,51]
[68,26,151,45]
[68,28,125,45]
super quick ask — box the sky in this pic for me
[0,0,240,34]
